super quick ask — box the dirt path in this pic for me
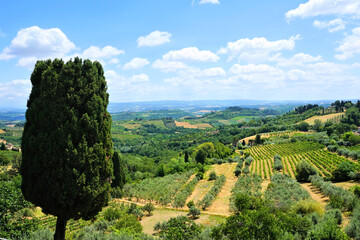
[300,183,329,206]
[186,179,214,204]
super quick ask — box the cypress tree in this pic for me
[112,151,125,189]
[21,58,113,240]
[184,151,189,163]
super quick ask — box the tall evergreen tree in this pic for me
[184,151,189,163]
[112,151,125,189]
[21,58,113,240]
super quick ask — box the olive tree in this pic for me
[21,58,113,240]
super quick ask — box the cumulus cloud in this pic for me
[152,59,188,72]
[199,0,220,4]
[286,0,360,20]
[335,27,360,60]
[130,73,149,82]
[0,79,31,106]
[78,46,124,59]
[163,47,219,62]
[0,26,76,61]
[123,57,150,70]
[137,31,171,47]
[313,18,346,32]
[275,53,322,67]
[218,35,300,62]
[108,58,120,65]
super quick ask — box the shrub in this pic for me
[143,203,155,216]
[346,204,360,239]
[187,200,195,209]
[208,171,217,181]
[158,216,201,240]
[103,208,122,221]
[234,167,242,177]
[112,213,143,234]
[245,156,253,166]
[332,162,356,181]
[325,209,343,225]
[295,161,318,182]
[273,155,283,171]
[196,172,204,180]
[243,166,250,174]
[188,206,201,219]
[292,199,324,216]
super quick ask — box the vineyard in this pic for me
[245,142,359,179]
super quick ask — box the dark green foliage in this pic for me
[296,160,318,182]
[244,156,253,166]
[184,151,189,162]
[208,171,217,181]
[188,206,201,219]
[112,152,125,189]
[156,216,201,240]
[296,122,310,131]
[255,134,261,145]
[195,148,206,164]
[0,142,5,150]
[332,162,356,181]
[112,213,143,234]
[273,154,283,171]
[234,167,242,177]
[21,58,113,239]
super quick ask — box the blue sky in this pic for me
[0,0,359,108]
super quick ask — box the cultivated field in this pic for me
[303,112,345,125]
[175,121,212,129]
[245,142,359,179]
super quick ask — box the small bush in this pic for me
[292,199,324,216]
[295,161,318,182]
[102,207,122,221]
[143,203,155,216]
[208,171,217,181]
[188,206,201,219]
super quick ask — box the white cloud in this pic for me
[286,0,360,20]
[130,73,149,83]
[108,58,120,65]
[335,27,360,60]
[78,45,124,59]
[313,18,346,32]
[0,79,31,106]
[218,35,300,62]
[152,59,188,72]
[199,0,220,4]
[0,26,76,61]
[276,53,322,67]
[16,57,38,69]
[137,31,171,47]
[163,47,219,62]
[123,57,150,70]
[195,67,226,77]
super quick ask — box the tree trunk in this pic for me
[54,217,67,240]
